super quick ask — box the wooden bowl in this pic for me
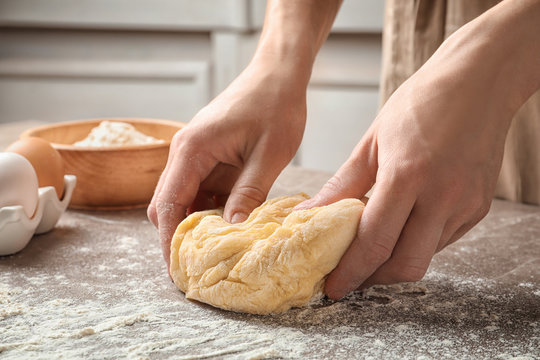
[21,118,186,210]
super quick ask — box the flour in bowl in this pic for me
[74,121,164,147]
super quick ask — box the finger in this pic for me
[148,128,186,228]
[435,197,491,252]
[148,161,172,228]
[156,160,240,231]
[295,140,376,210]
[223,148,284,224]
[324,173,416,299]
[436,220,477,253]
[359,205,445,288]
[156,151,217,269]
[147,203,158,228]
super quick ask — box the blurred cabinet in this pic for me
[0,0,384,173]
[0,30,211,122]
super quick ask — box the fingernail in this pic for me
[325,275,355,300]
[325,286,347,300]
[231,212,247,224]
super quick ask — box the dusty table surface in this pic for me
[1,121,539,359]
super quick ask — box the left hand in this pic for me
[296,13,521,298]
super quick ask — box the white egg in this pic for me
[0,152,39,218]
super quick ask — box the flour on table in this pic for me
[1,189,539,359]
[73,121,164,147]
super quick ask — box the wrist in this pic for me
[249,0,342,93]
[219,54,308,112]
[247,52,311,96]
[250,39,314,89]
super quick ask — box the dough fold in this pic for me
[170,193,364,314]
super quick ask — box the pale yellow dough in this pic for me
[170,193,365,314]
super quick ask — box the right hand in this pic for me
[147,61,307,269]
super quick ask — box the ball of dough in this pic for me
[170,193,365,314]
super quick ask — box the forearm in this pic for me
[421,0,540,121]
[489,0,540,111]
[251,0,342,88]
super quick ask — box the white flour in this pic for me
[0,202,539,359]
[73,121,164,147]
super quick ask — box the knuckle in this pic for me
[322,176,345,195]
[155,195,188,216]
[171,127,198,149]
[379,251,431,284]
[467,193,485,213]
[147,204,157,223]
[398,157,429,177]
[380,161,424,192]
[392,261,428,283]
[155,195,171,209]
[232,185,267,210]
[171,128,187,146]
[464,194,491,222]
[388,257,429,283]
[476,198,491,219]
[475,209,488,224]
[365,239,394,266]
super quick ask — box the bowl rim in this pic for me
[20,117,186,151]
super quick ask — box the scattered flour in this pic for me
[0,208,538,359]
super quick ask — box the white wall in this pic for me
[0,0,384,173]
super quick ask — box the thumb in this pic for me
[295,141,376,210]
[223,157,282,224]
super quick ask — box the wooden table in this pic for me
[1,121,539,359]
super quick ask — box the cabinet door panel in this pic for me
[0,0,250,30]
[0,60,209,123]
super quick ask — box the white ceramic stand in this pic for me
[0,175,76,255]
[35,175,76,234]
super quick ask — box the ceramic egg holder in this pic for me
[0,175,76,256]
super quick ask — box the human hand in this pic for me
[296,18,524,299]
[148,62,307,269]
[147,0,343,273]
